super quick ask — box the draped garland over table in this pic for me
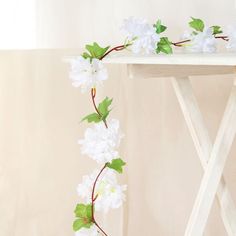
[67,16,236,236]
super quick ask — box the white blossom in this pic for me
[68,56,108,92]
[75,225,98,236]
[94,170,127,212]
[183,28,217,53]
[121,17,160,54]
[77,169,127,213]
[226,25,236,51]
[79,119,123,164]
[76,171,97,201]
[180,30,192,41]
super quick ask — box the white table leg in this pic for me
[171,77,236,236]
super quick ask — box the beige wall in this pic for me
[0,50,127,236]
[35,0,236,48]
[1,1,236,236]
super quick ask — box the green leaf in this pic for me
[82,113,101,123]
[211,25,223,35]
[81,97,113,124]
[85,42,110,59]
[83,222,93,229]
[189,17,204,32]
[156,37,173,54]
[154,20,167,34]
[106,158,126,173]
[74,204,92,219]
[85,204,92,220]
[98,97,113,120]
[73,219,93,232]
[73,204,93,232]
[74,204,87,218]
[73,219,85,231]
[81,52,91,59]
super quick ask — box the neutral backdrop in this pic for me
[1,0,236,236]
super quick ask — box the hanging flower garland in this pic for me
[67,16,236,236]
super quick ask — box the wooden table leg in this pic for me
[171,77,236,236]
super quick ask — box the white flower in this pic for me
[79,119,123,164]
[183,28,217,53]
[69,56,108,92]
[75,225,98,236]
[77,169,127,213]
[226,25,236,51]
[121,17,160,54]
[76,171,97,201]
[94,170,127,212]
[180,30,192,41]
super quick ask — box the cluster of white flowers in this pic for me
[69,56,108,92]
[75,225,98,236]
[226,25,236,51]
[182,28,217,53]
[77,169,127,213]
[79,119,124,164]
[70,16,236,236]
[121,16,160,54]
[68,40,126,235]
[70,16,236,234]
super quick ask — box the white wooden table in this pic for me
[104,53,236,236]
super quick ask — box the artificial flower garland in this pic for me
[68,16,236,236]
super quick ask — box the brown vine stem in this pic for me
[100,44,129,60]
[90,88,110,235]
[171,35,229,47]
[88,43,130,236]
[91,164,108,236]
[99,36,229,58]
[91,88,108,129]
[214,35,229,41]
[171,39,191,47]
